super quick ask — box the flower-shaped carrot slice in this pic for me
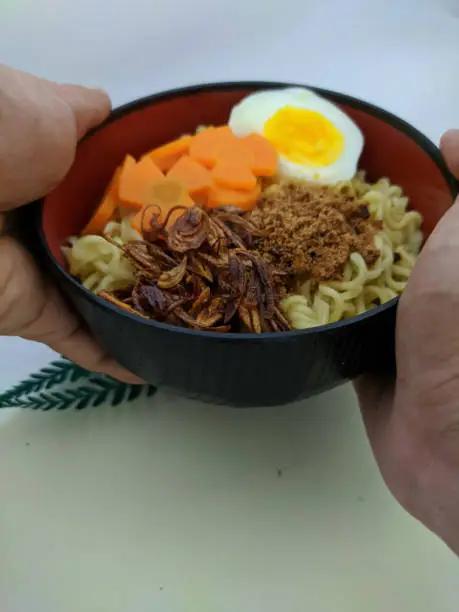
[146,135,194,172]
[131,179,194,233]
[212,162,257,190]
[209,137,257,190]
[215,137,254,167]
[189,126,233,168]
[207,182,261,211]
[167,155,212,202]
[242,133,278,176]
[82,165,122,235]
[118,156,165,211]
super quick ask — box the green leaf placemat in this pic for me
[0,358,157,410]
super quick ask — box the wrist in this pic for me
[411,445,459,555]
[391,388,459,555]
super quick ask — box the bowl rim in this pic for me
[38,80,458,341]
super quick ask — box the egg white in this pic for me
[228,88,364,184]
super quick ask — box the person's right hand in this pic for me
[0,65,140,383]
[356,129,459,555]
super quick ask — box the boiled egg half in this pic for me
[228,88,364,184]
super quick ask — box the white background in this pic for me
[1,0,459,610]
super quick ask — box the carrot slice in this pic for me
[207,182,261,211]
[131,179,194,233]
[215,138,254,167]
[188,126,233,168]
[242,133,278,176]
[146,135,193,172]
[167,155,212,202]
[118,153,136,183]
[212,161,257,190]
[82,192,117,236]
[118,156,165,211]
[117,154,138,215]
[81,166,121,235]
[150,179,193,209]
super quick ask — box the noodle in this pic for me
[280,175,422,329]
[63,218,141,293]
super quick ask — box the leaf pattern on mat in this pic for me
[0,358,156,410]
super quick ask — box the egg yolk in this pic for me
[263,106,344,167]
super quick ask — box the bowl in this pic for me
[35,82,457,407]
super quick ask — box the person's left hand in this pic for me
[0,64,141,383]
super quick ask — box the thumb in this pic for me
[395,128,459,392]
[54,84,111,140]
[440,129,459,179]
[396,202,459,399]
[0,67,111,209]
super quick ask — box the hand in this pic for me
[0,65,141,383]
[356,129,459,554]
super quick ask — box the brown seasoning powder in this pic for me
[248,181,381,281]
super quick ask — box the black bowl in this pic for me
[36,82,456,407]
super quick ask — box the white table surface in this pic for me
[1,0,458,610]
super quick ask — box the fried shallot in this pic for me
[103,206,290,333]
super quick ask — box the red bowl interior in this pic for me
[43,83,455,264]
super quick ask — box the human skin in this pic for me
[356,129,459,555]
[0,64,140,383]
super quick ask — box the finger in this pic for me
[0,237,142,384]
[21,286,143,384]
[42,320,144,385]
[440,129,459,179]
[0,68,111,209]
[26,292,144,385]
[396,190,459,401]
[56,84,111,139]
